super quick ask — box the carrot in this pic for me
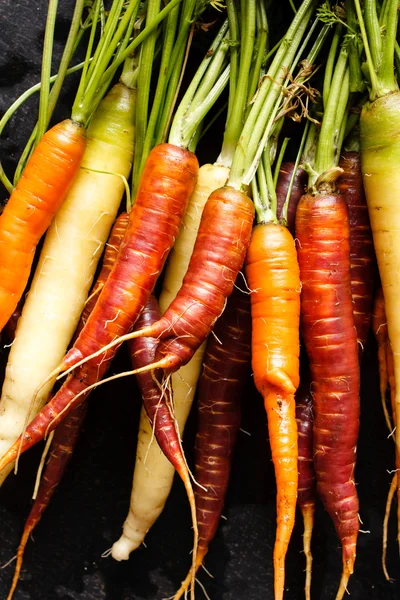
[174,286,251,599]
[6,401,88,600]
[0,119,86,331]
[296,192,360,599]
[355,0,400,550]
[3,299,24,344]
[337,151,376,355]
[245,222,300,600]
[371,287,392,432]
[295,360,316,600]
[275,162,307,236]
[73,211,130,339]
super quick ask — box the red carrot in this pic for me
[73,212,130,339]
[275,162,307,236]
[295,360,316,600]
[174,286,251,599]
[296,192,360,598]
[337,152,376,354]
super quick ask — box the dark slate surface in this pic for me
[0,1,400,599]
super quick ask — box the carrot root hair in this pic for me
[382,473,397,581]
[301,503,314,600]
[7,526,32,600]
[173,548,207,600]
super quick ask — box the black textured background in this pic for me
[0,1,399,599]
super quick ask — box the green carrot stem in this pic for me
[139,6,180,176]
[353,0,381,98]
[181,65,230,146]
[76,0,184,124]
[132,0,161,189]
[395,41,400,79]
[218,0,257,167]
[229,0,316,189]
[378,0,399,93]
[247,2,269,104]
[226,0,240,121]
[169,20,229,146]
[36,0,59,146]
[154,0,198,145]
[314,46,348,182]
[255,151,276,223]
[333,71,350,165]
[364,0,382,72]
[323,25,341,109]
[74,0,101,112]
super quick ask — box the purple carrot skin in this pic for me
[7,401,88,600]
[73,212,129,339]
[337,152,376,354]
[275,162,307,236]
[295,360,316,600]
[0,185,254,481]
[296,192,360,596]
[129,295,199,595]
[174,286,252,600]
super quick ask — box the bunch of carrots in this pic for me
[1,0,400,598]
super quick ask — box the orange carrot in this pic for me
[245,223,300,600]
[0,120,86,331]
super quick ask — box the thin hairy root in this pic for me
[383,474,397,581]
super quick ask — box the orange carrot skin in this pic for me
[195,287,251,561]
[74,211,129,338]
[337,152,376,352]
[275,162,307,236]
[245,223,300,600]
[296,363,315,510]
[152,186,254,373]
[296,193,360,573]
[0,145,198,464]
[0,119,86,331]
[128,295,186,475]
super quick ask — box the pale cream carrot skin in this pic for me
[0,83,136,485]
[111,163,230,559]
[360,92,400,547]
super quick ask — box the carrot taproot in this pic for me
[0,119,86,331]
[371,287,392,432]
[6,401,88,600]
[275,162,307,236]
[245,223,300,600]
[295,360,316,600]
[0,143,199,472]
[337,151,376,355]
[0,83,136,486]
[174,286,251,599]
[295,192,360,599]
